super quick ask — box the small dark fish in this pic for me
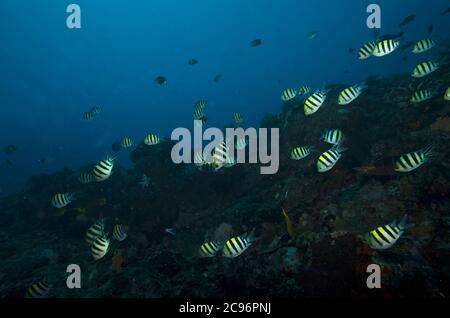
[188,58,198,65]
[348,48,355,53]
[399,41,414,52]
[213,74,223,82]
[343,70,350,74]
[4,145,17,155]
[442,7,450,15]
[428,24,434,35]
[401,56,409,62]
[154,76,167,85]
[379,31,404,41]
[398,14,416,27]
[5,159,13,165]
[250,38,262,47]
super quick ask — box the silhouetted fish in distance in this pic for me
[154,76,167,85]
[188,58,198,65]
[250,38,262,47]
[398,14,416,27]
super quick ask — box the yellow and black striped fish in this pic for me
[198,241,223,257]
[112,224,128,241]
[144,133,161,146]
[412,39,435,54]
[120,137,134,148]
[412,61,439,78]
[358,41,376,60]
[365,215,408,249]
[372,39,400,57]
[321,129,344,145]
[90,106,102,115]
[445,86,450,101]
[194,105,207,121]
[235,136,248,150]
[338,83,367,105]
[195,99,208,110]
[25,280,51,298]
[81,111,96,122]
[317,144,347,173]
[91,235,110,261]
[93,155,115,182]
[394,147,432,172]
[297,85,310,96]
[290,146,313,160]
[411,90,435,103]
[78,171,94,184]
[86,218,105,246]
[222,232,255,258]
[211,141,229,170]
[233,112,243,124]
[51,193,75,208]
[304,89,329,116]
[281,88,297,102]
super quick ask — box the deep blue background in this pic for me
[0,0,449,196]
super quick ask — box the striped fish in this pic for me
[78,171,94,184]
[81,111,95,122]
[222,232,255,258]
[358,41,377,60]
[86,218,105,246]
[193,106,207,122]
[25,280,51,298]
[304,89,329,116]
[211,141,229,170]
[233,112,243,124]
[297,85,310,96]
[411,90,435,103]
[198,241,223,258]
[445,86,450,101]
[93,154,115,182]
[120,137,134,148]
[90,106,102,115]
[394,147,432,172]
[112,224,128,241]
[365,215,408,249]
[338,82,367,105]
[412,39,435,54]
[317,144,347,173]
[290,146,313,160]
[372,39,400,57]
[321,129,344,145]
[412,61,440,78]
[235,136,248,150]
[144,133,161,146]
[91,235,110,261]
[51,193,75,208]
[281,88,297,102]
[195,99,208,110]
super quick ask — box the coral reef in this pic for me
[1,62,450,298]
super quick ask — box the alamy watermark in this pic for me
[171,120,279,175]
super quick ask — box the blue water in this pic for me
[0,0,449,196]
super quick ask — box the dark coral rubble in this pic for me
[1,64,450,298]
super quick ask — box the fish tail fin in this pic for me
[396,214,414,231]
[332,143,348,154]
